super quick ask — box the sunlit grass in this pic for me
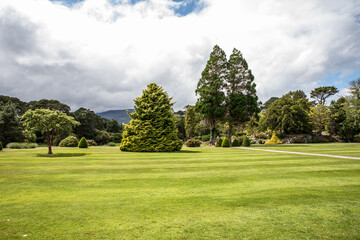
[0,144,359,239]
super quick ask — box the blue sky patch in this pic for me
[50,0,206,16]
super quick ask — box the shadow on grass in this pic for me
[36,153,89,158]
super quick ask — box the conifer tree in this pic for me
[225,48,259,144]
[78,137,88,148]
[195,45,227,145]
[120,83,182,152]
[185,106,199,139]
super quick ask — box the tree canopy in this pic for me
[22,109,79,154]
[310,86,338,105]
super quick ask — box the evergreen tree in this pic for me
[120,83,182,152]
[225,48,259,144]
[195,45,227,145]
[310,86,338,105]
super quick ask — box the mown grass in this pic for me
[0,144,359,239]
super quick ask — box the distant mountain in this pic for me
[97,109,135,125]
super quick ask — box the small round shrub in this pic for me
[86,139,97,146]
[0,141,3,151]
[185,138,202,147]
[95,130,111,145]
[258,139,265,144]
[231,139,241,147]
[107,142,116,146]
[265,133,282,145]
[242,136,251,147]
[215,138,222,147]
[221,137,230,147]
[78,137,88,148]
[59,136,79,147]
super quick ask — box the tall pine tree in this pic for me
[195,45,227,145]
[120,83,182,152]
[225,48,259,144]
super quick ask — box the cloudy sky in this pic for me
[0,0,359,112]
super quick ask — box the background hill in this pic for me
[97,109,135,124]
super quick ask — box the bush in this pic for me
[185,138,202,147]
[242,136,251,147]
[0,141,3,151]
[59,136,79,147]
[95,130,111,145]
[86,139,97,146]
[265,133,282,145]
[200,134,210,142]
[78,137,88,148]
[110,133,122,143]
[6,142,38,149]
[231,139,241,147]
[221,137,230,147]
[258,139,265,144]
[107,142,116,146]
[215,138,222,147]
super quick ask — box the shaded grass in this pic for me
[0,144,359,239]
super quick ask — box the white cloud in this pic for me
[0,0,359,111]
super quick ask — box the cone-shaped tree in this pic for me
[120,83,183,152]
[225,48,259,145]
[195,45,227,145]
[78,137,88,148]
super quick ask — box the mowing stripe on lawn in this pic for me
[240,147,360,160]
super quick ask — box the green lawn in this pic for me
[0,144,359,239]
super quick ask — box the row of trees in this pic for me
[0,97,123,147]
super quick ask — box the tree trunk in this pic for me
[210,127,216,145]
[227,124,233,145]
[48,143,53,154]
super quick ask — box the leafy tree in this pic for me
[22,109,79,154]
[328,97,347,136]
[120,83,182,152]
[174,110,186,141]
[185,106,200,139]
[260,91,312,134]
[309,104,330,135]
[0,102,24,145]
[26,99,71,114]
[0,141,3,151]
[289,90,308,100]
[0,95,27,115]
[310,86,338,105]
[72,108,106,139]
[349,77,360,99]
[261,97,279,111]
[95,130,111,145]
[225,48,259,144]
[106,119,123,133]
[195,45,227,145]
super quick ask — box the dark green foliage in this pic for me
[231,139,241,147]
[0,141,2,151]
[95,130,111,145]
[174,110,186,141]
[221,137,230,147]
[106,119,123,133]
[72,108,107,140]
[0,102,24,145]
[225,48,259,144]
[215,138,222,147]
[0,95,27,115]
[185,106,200,139]
[310,86,338,105]
[86,139,97,146]
[185,139,202,147]
[258,139,265,144]
[195,45,227,145]
[78,137,88,148]
[6,142,37,149]
[59,136,79,147]
[260,91,312,134]
[110,133,122,143]
[261,97,279,111]
[107,142,116,146]
[26,99,71,114]
[242,136,251,147]
[120,83,183,152]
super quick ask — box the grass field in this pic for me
[0,143,359,239]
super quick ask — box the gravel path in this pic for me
[239,147,360,160]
